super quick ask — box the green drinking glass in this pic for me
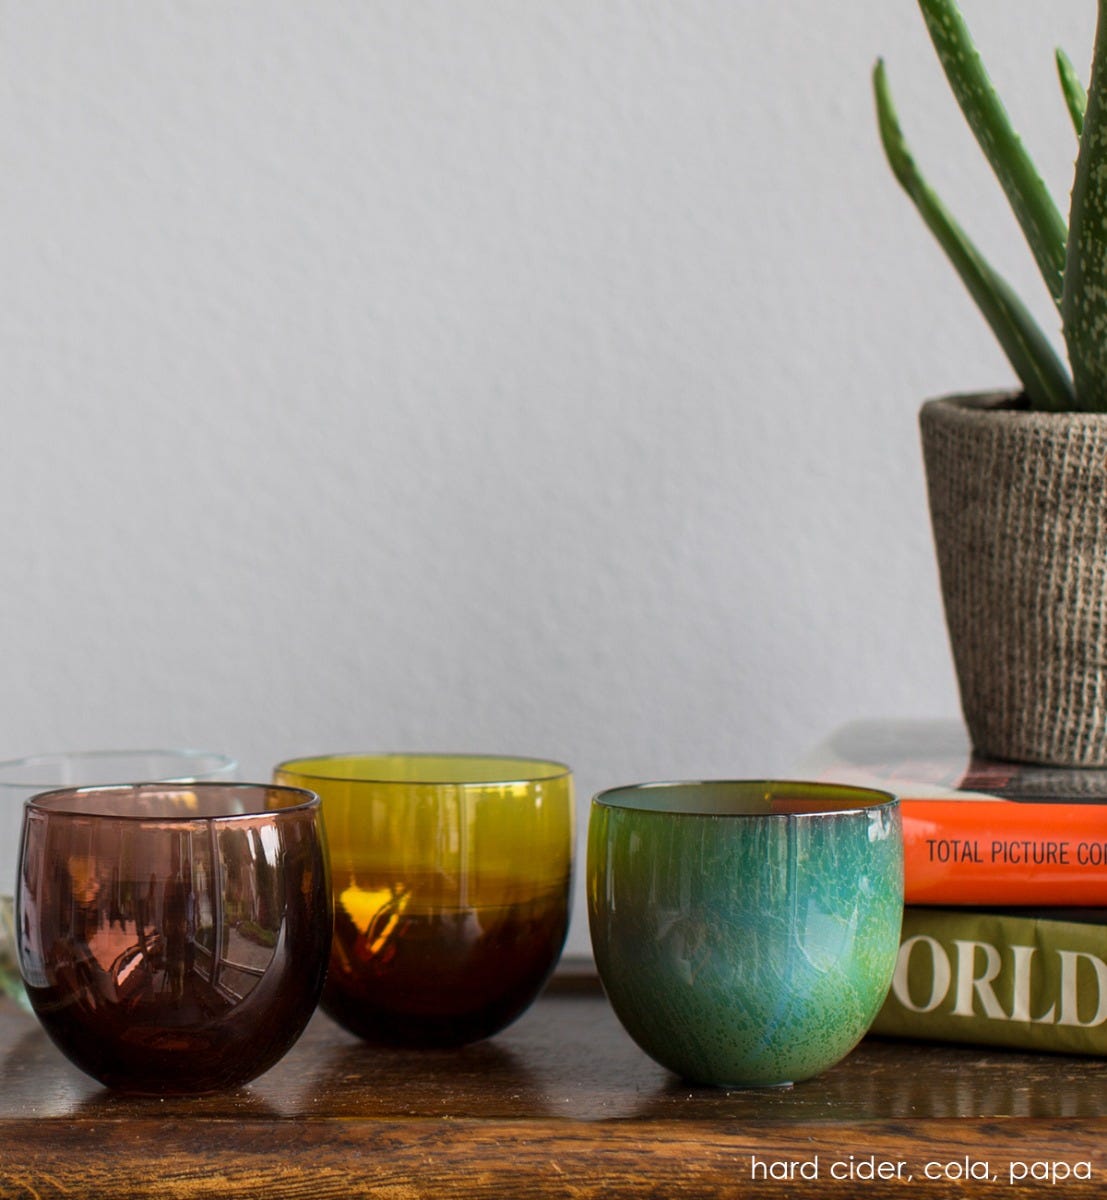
[588,780,902,1087]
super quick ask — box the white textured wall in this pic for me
[1,2,1093,952]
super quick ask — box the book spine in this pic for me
[872,908,1107,1055]
[902,799,1107,905]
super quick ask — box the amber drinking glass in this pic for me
[0,750,236,1007]
[273,754,574,1047]
[17,782,331,1094]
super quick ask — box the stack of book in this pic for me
[798,719,1107,1055]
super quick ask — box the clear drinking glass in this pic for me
[0,750,236,1006]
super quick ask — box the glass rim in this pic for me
[274,751,572,788]
[591,779,898,817]
[0,748,237,790]
[25,780,319,822]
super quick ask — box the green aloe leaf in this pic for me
[1057,47,1088,137]
[918,0,1068,313]
[1063,0,1107,409]
[875,60,1074,412]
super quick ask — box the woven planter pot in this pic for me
[919,392,1107,766]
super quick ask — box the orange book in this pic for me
[796,720,1107,906]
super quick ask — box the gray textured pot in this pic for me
[919,392,1107,767]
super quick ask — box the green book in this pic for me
[874,907,1107,1055]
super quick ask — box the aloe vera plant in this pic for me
[876,0,1107,412]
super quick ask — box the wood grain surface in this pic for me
[1,964,1105,1198]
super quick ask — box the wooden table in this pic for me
[2,965,1106,1198]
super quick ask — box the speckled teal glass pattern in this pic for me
[587,781,903,1087]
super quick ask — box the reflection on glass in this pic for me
[326,871,570,1043]
[33,826,282,1009]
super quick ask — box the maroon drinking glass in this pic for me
[16,782,331,1094]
